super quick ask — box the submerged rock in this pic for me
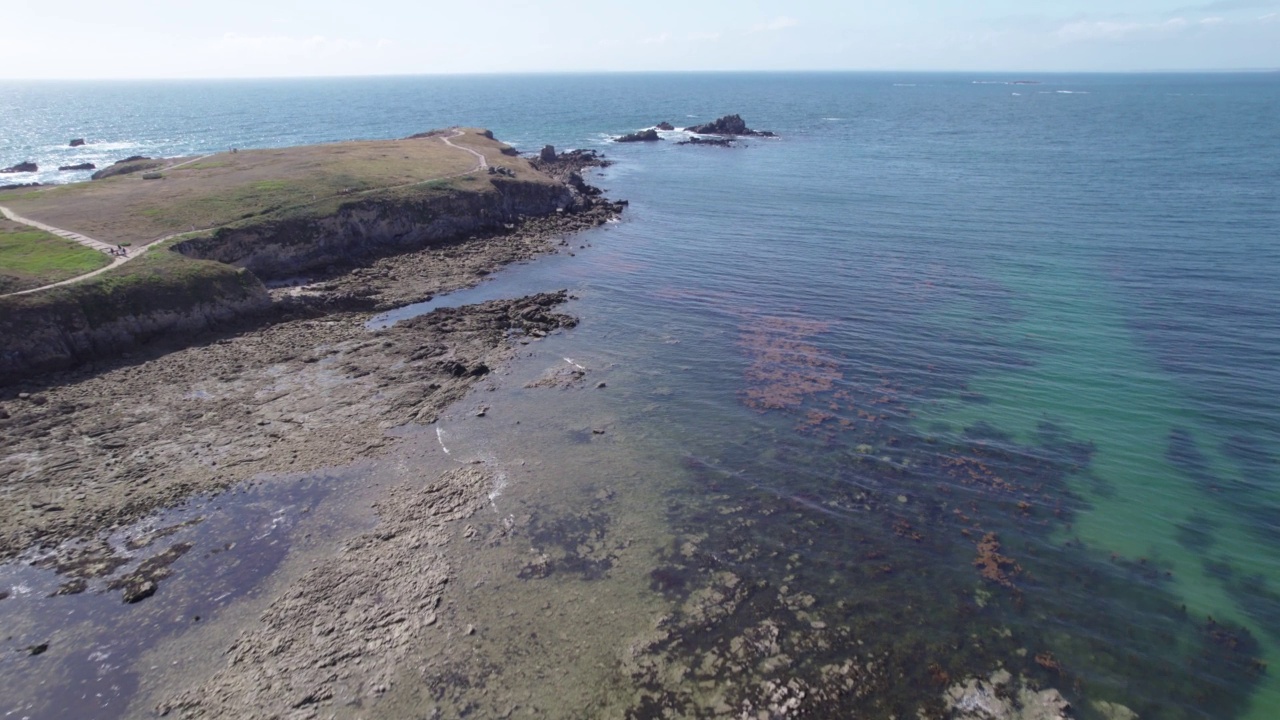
[943,670,1072,720]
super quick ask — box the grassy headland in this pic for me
[0,129,539,248]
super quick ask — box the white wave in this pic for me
[1012,92,1022,96]
[487,470,508,510]
[893,84,917,87]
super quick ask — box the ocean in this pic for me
[2,72,1279,718]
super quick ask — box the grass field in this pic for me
[0,129,541,248]
[0,219,111,294]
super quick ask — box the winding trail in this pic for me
[0,130,488,298]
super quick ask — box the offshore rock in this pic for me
[656,121,675,131]
[69,139,86,147]
[615,128,661,143]
[1,161,37,173]
[58,162,97,171]
[686,113,776,137]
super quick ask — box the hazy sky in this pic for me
[3,0,1278,78]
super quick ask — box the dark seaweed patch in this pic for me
[517,510,615,581]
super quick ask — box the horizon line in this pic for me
[1,68,1278,82]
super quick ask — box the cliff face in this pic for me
[173,178,576,280]
[0,178,578,384]
[0,262,269,382]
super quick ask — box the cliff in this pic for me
[172,177,575,280]
[0,253,269,380]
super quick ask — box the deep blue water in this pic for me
[3,72,1280,718]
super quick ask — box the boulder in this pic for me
[91,157,163,180]
[1,161,37,174]
[58,163,97,171]
[686,114,776,137]
[615,129,661,143]
[69,138,86,147]
[656,122,675,131]
[540,144,557,162]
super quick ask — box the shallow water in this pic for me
[3,72,1278,717]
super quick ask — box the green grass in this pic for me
[0,225,111,293]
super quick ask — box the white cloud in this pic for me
[749,16,800,33]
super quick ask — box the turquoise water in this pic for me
[2,73,1279,717]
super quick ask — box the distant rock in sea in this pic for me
[59,163,97,171]
[656,122,675,131]
[615,129,661,143]
[1,161,37,174]
[685,114,775,137]
[70,138,86,147]
[677,136,737,148]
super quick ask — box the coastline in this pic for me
[0,136,618,561]
[0,130,631,717]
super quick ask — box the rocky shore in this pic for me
[0,140,619,561]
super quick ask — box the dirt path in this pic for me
[0,131,487,298]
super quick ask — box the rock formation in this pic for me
[1,161,37,173]
[69,139,86,147]
[58,163,97,171]
[686,114,776,137]
[656,122,675,131]
[615,128,661,143]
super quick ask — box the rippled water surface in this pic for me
[3,73,1279,717]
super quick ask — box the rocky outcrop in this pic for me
[0,257,270,381]
[69,139,86,147]
[616,128,661,143]
[540,144,558,162]
[677,136,736,148]
[173,178,579,281]
[1,161,37,174]
[92,157,164,180]
[686,114,776,137]
[58,163,96,171]
[656,122,675,131]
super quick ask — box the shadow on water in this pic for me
[0,470,354,720]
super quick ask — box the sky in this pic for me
[2,0,1278,79]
